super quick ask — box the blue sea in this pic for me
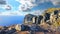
[0,16,24,26]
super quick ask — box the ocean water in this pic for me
[0,16,24,26]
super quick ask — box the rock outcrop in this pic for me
[0,8,60,34]
[24,8,60,32]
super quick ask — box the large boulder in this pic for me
[15,24,21,31]
[21,24,30,31]
[24,14,37,24]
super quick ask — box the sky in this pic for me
[0,0,60,16]
[0,0,60,26]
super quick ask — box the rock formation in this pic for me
[0,8,60,34]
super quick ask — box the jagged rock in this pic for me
[45,8,60,13]
[15,24,21,31]
[0,8,60,34]
[37,15,43,24]
[30,24,49,32]
[24,14,37,24]
[24,14,44,25]
[44,13,50,22]
[21,24,30,31]
[7,28,16,34]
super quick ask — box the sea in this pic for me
[0,16,24,26]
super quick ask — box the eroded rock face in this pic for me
[24,14,44,25]
[24,8,60,30]
[0,8,60,34]
[44,13,50,22]
[24,14,37,24]
[37,15,43,24]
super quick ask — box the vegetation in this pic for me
[52,19,60,28]
[45,8,60,28]
[45,8,60,13]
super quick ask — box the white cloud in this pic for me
[0,0,12,10]
[0,11,30,16]
[5,5,12,10]
[0,9,45,16]
[0,5,12,10]
[16,0,60,12]
[0,0,6,5]
[0,11,21,16]
[50,0,60,6]
[16,0,45,12]
[31,10,45,15]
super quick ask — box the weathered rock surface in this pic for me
[0,8,60,34]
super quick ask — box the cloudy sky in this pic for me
[0,0,60,16]
[0,0,60,26]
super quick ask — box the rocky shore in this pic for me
[0,8,60,34]
[0,24,60,34]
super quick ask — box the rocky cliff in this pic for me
[24,8,60,32]
[0,8,60,34]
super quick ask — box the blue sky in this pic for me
[0,0,60,26]
[0,0,60,14]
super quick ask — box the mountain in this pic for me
[0,8,60,34]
